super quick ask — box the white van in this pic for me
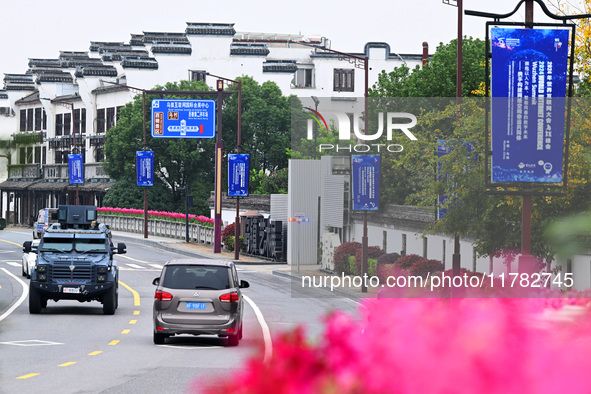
[33,208,58,239]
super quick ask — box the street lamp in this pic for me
[200,72,243,260]
[40,97,79,205]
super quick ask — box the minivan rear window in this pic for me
[163,265,230,290]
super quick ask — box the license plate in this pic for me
[185,302,206,310]
[63,287,80,294]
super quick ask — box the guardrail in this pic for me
[98,215,214,244]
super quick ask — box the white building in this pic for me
[0,22,427,224]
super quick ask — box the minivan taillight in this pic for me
[155,291,173,301]
[219,292,239,303]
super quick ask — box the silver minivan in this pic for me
[152,259,250,346]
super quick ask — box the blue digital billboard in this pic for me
[151,99,216,139]
[228,154,249,197]
[68,154,83,184]
[137,151,154,187]
[352,155,380,211]
[490,27,569,183]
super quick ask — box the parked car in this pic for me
[152,259,250,346]
[33,208,58,239]
[22,239,40,278]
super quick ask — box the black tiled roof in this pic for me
[75,65,118,77]
[151,43,192,54]
[28,58,61,68]
[186,23,236,36]
[14,90,40,104]
[0,90,8,99]
[4,74,35,91]
[91,85,131,95]
[89,41,127,52]
[230,43,269,56]
[121,57,158,69]
[129,34,145,46]
[262,60,298,73]
[142,32,189,44]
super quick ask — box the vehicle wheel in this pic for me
[153,332,167,344]
[103,283,117,315]
[21,263,27,277]
[40,297,47,308]
[29,286,42,314]
[227,334,239,347]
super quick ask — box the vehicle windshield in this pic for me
[163,265,231,290]
[40,238,73,252]
[40,237,107,253]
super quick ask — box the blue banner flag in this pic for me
[68,154,84,184]
[490,27,569,183]
[352,155,380,211]
[228,154,250,197]
[137,151,154,187]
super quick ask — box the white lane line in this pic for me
[243,295,273,363]
[118,255,149,263]
[0,268,28,323]
[149,264,163,269]
[126,264,143,269]
[6,262,21,267]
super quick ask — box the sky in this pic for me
[0,0,562,76]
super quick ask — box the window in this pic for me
[63,113,71,135]
[97,108,105,133]
[294,68,314,88]
[19,147,26,164]
[55,114,63,136]
[106,108,115,129]
[74,108,86,134]
[189,70,207,81]
[34,108,42,130]
[26,147,33,163]
[334,69,355,92]
[95,147,104,162]
[27,108,34,131]
[35,147,41,163]
[20,110,26,131]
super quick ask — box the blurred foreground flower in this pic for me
[197,295,591,393]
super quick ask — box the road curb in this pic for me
[115,234,285,265]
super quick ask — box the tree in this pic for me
[221,76,294,173]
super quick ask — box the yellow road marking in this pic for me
[122,329,131,334]
[58,362,77,367]
[88,351,102,356]
[16,373,39,379]
[129,320,137,325]
[133,310,140,315]
[108,340,120,346]
[119,281,140,306]
[0,239,23,247]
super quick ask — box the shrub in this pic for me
[395,254,425,270]
[222,222,236,242]
[224,236,246,252]
[377,263,408,283]
[377,252,401,266]
[333,242,362,275]
[409,259,445,279]
[354,246,384,276]
[368,258,378,277]
[347,256,356,276]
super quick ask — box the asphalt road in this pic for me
[0,228,360,394]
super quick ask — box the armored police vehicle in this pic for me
[23,205,127,315]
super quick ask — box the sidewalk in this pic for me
[111,230,372,300]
